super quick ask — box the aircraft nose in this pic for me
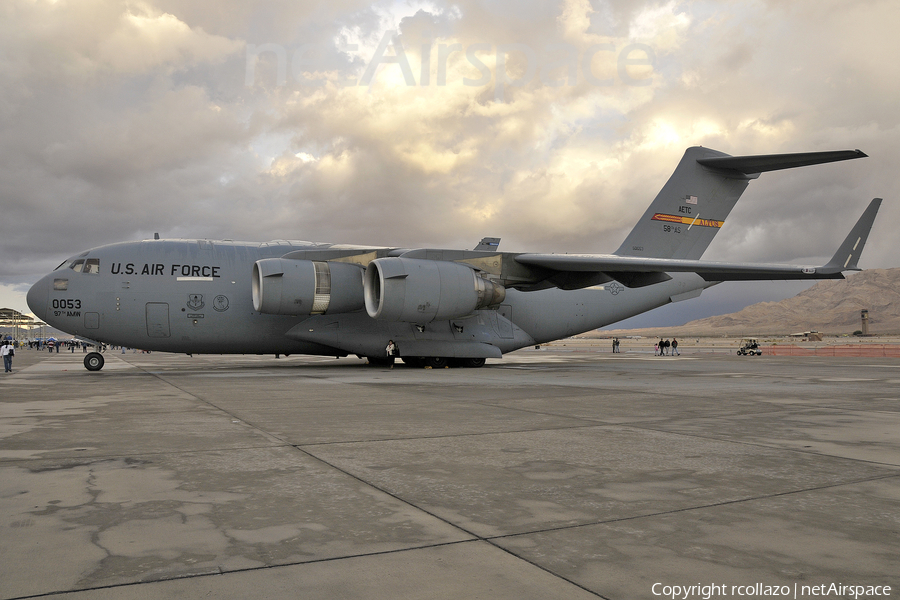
[26,276,49,322]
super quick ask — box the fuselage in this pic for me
[26,239,712,359]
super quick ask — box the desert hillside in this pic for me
[600,268,900,337]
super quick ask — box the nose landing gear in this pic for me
[84,352,105,371]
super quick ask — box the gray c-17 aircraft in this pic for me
[27,146,881,371]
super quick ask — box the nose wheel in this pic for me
[84,352,105,371]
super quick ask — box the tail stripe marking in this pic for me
[687,213,700,231]
[651,213,724,228]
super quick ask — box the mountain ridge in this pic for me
[600,268,900,337]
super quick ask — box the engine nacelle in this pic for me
[252,258,364,316]
[364,257,505,322]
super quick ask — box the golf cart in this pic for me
[737,338,762,356]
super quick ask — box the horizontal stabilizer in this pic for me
[697,149,867,174]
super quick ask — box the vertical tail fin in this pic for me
[614,147,867,260]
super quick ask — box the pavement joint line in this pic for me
[294,444,608,599]
[121,362,298,448]
[471,398,894,434]
[0,539,480,600]
[292,423,604,448]
[0,443,296,466]
[617,420,900,469]
[485,470,900,542]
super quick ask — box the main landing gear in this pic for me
[367,356,487,368]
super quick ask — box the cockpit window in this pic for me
[67,258,99,273]
[84,258,100,274]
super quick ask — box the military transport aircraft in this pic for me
[27,146,881,371]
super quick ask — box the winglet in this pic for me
[474,237,501,251]
[821,198,882,273]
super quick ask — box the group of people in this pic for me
[2,338,91,372]
[610,337,680,355]
[18,339,91,352]
[0,337,154,373]
[655,338,679,356]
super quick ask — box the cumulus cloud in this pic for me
[2,0,897,321]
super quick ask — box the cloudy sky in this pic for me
[2,0,897,326]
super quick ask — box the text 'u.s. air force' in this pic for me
[110,263,221,278]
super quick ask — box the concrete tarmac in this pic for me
[1,348,898,599]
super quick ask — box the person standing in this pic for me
[1,340,14,373]
[672,338,680,356]
[385,339,397,368]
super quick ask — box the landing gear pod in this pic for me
[364,257,505,322]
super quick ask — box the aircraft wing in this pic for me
[515,253,839,284]
[515,198,882,288]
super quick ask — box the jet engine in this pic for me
[364,257,505,322]
[252,259,364,315]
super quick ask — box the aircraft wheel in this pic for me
[84,352,105,371]
[458,357,486,368]
[424,356,449,368]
